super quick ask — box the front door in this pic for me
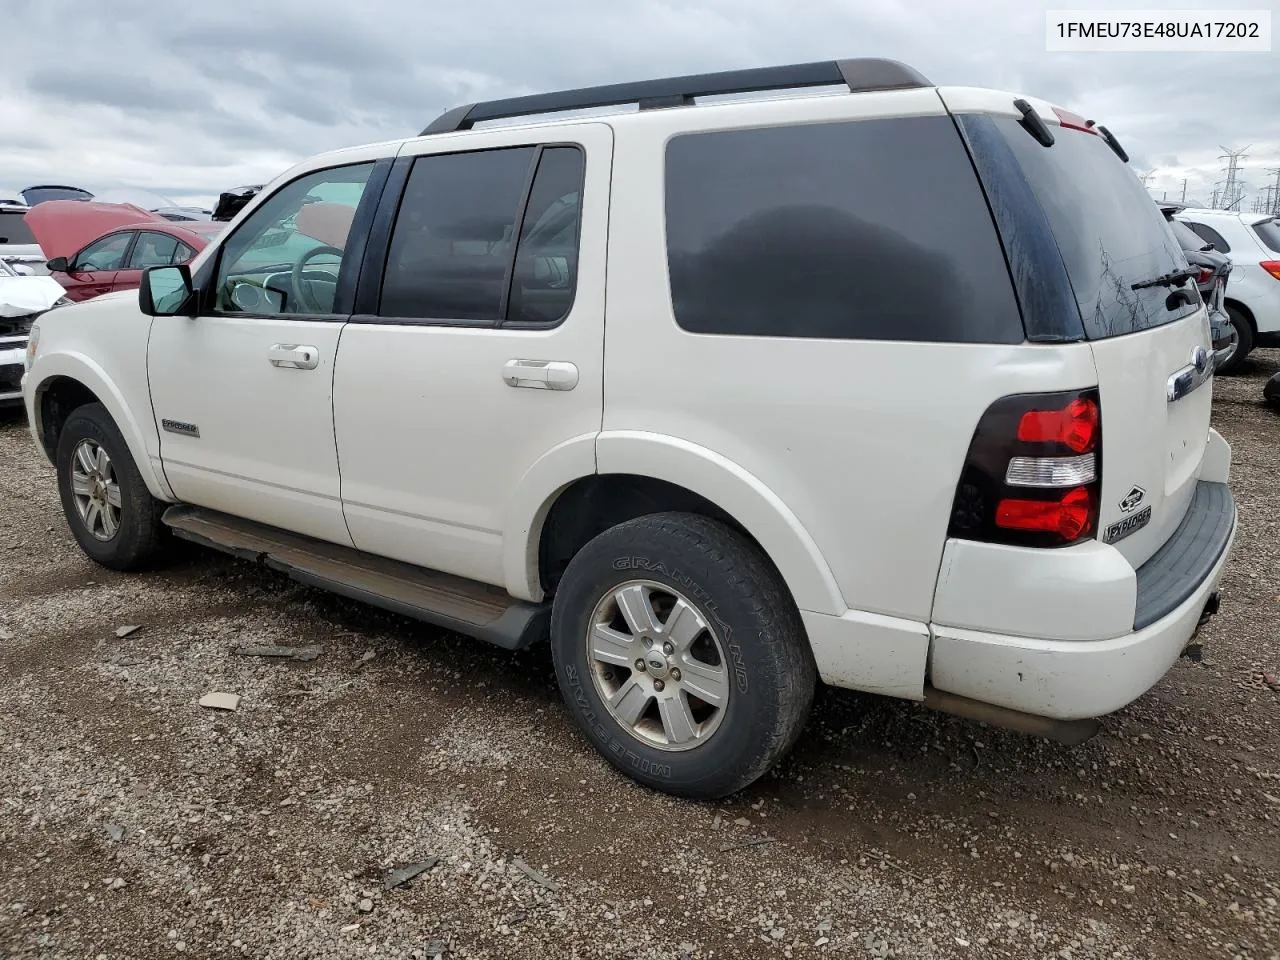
[64,230,133,300]
[148,159,384,545]
[116,230,181,294]
[333,125,611,590]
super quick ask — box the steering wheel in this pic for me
[290,245,344,314]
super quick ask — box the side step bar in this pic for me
[162,505,549,650]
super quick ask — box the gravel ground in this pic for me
[1,357,1279,960]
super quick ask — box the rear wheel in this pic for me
[1218,305,1253,374]
[56,403,168,570]
[550,512,816,798]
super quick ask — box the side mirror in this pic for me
[46,256,69,273]
[140,264,194,316]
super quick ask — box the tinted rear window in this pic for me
[961,115,1197,340]
[1169,218,1209,252]
[1184,221,1230,253]
[0,211,36,244]
[1254,219,1280,254]
[664,116,1024,343]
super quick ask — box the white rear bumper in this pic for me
[928,512,1235,720]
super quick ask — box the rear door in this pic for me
[118,230,181,293]
[951,101,1211,566]
[332,125,610,589]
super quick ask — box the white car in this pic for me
[0,258,66,406]
[21,59,1236,798]
[1174,208,1280,360]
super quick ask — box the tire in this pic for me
[1218,305,1253,375]
[551,512,817,799]
[56,403,168,570]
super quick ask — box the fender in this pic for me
[28,349,175,502]
[506,430,847,615]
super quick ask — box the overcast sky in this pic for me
[2,0,1276,210]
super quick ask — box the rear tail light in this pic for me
[1195,267,1214,286]
[1261,261,1280,281]
[948,390,1102,548]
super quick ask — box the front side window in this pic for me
[1185,221,1230,253]
[214,163,375,316]
[380,145,585,324]
[664,117,1023,343]
[128,231,180,269]
[75,232,133,271]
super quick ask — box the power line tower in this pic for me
[1215,145,1249,210]
[1138,170,1155,188]
[1268,168,1280,216]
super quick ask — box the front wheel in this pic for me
[56,403,168,570]
[551,513,816,799]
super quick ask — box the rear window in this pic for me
[1184,221,1230,253]
[1254,219,1280,254]
[959,115,1197,340]
[0,211,36,245]
[664,116,1024,343]
[1169,218,1209,253]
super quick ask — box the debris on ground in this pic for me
[423,939,448,959]
[356,898,374,914]
[234,644,323,661]
[0,627,12,640]
[114,625,141,638]
[383,858,440,891]
[197,692,241,711]
[102,823,124,843]
[510,857,560,892]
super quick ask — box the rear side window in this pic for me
[1169,219,1209,253]
[128,231,180,269]
[0,211,36,245]
[663,117,1023,343]
[381,146,585,324]
[961,115,1197,340]
[1254,219,1280,254]
[1184,221,1230,253]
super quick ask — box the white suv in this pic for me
[21,59,1236,798]
[1175,208,1280,361]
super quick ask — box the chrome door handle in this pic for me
[268,344,319,370]
[1167,346,1213,402]
[502,359,578,391]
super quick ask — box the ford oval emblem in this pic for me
[1192,346,1209,373]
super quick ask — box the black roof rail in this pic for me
[419,58,930,136]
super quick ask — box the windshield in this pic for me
[960,115,1196,340]
[0,259,17,278]
[1254,219,1280,254]
[0,211,37,244]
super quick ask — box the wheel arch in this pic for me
[1224,297,1257,333]
[29,354,173,500]
[503,431,846,616]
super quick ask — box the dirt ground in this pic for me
[1,357,1278,960]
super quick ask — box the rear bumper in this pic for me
[930,482,1236,720]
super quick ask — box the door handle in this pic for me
[268,344,319,370]
[502,359,578,391]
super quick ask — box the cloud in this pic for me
[1,0,1277,211]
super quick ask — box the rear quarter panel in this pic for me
[602,92,1100,624]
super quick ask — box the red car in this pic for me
[26,202,223,302]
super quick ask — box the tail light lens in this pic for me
[1195,267,1214,286]
[1260,261,1280,281]
[1052,107,1098,134]
[949,390,1101,548]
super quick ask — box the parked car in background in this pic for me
[0,257,67,406]
[23,59,1235,798]
[0,200,45,268]
[20,185,94,206]
[1159,203,1240,371]
[26,201,223,302]
[1175,208,1280,361]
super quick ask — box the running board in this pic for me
[162,505,548,650]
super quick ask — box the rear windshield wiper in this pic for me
[1131,268,1195,291]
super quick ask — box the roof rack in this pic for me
[420,58,930,136]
